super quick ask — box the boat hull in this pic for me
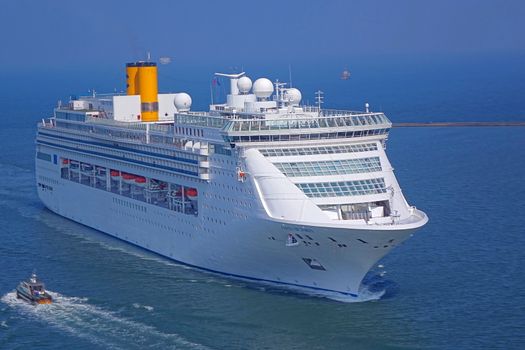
[36,165,424,299]
[16,288,52,305]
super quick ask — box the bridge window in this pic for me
[259,143,378,157]
[274,157,381,177]
[297,178,387,198]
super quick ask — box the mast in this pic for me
[315,90,324,116]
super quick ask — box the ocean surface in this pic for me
[1,56,524,349]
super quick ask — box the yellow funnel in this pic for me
[125,61,159,122]
[137,62,158,122]
[126,63,139,95]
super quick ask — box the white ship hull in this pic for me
[35,63,428,301]
[36,160,422,299]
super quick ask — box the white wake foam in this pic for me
[1,291,210,350]
[224,276,387,303]
[328,285,386,303]
[295,284,385,303]
[132,303,154,311]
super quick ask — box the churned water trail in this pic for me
[132,303,155,311]
[1,292,212,350]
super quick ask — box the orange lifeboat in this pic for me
[185,188,198,200]
[121,173,138,184]
[135,176,147,186]
[110,170,120,177]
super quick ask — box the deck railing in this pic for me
[223,112,390,133]
[40,105,391,147]
[174,109,390,133]
[38,117,196,152]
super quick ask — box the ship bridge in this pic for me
[175,108,391,144]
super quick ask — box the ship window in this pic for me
[259,143,378,157]
[302,258,326,271]
[273,157,381,177]
[60,160,199,217]
[296,178,387,198]
[37,151,52,162]
[230,129,387,144]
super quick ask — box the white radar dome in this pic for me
[284,88,302,105]
[253,78,274,99]
[174,93,192,112]
[237,76,252,94]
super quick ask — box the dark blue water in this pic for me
[1,57,524,349]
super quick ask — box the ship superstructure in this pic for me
[35,62,428,300]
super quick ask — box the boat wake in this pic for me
[330,285,386,303]
[132,303,154,311]
[225,275,387,303]
[1,291,210,350]
[296,283,386,303]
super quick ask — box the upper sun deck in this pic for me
[173,71,391,142]
[174,107,391,143]
[41,68,392,147]
[42,99,391,151]
[175,107,391,132]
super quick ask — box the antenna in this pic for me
[210,79,214,105]
[274,79,287,106]
[214,72,245,78]
[146,51,151,62]
[315,90,324,114]
[214,72,245,96]
[288,64,293,88]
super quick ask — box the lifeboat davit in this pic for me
[80,163,93,172]
[96,166,106,177]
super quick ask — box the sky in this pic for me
[1,0,524,71]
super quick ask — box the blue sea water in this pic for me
[1,56,524,349]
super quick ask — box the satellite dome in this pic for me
[252,78,274,99]
[174,93,192,112]
[284,88,302,105]
[237,76,252,94]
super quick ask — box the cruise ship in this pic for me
[35,61,428,300]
